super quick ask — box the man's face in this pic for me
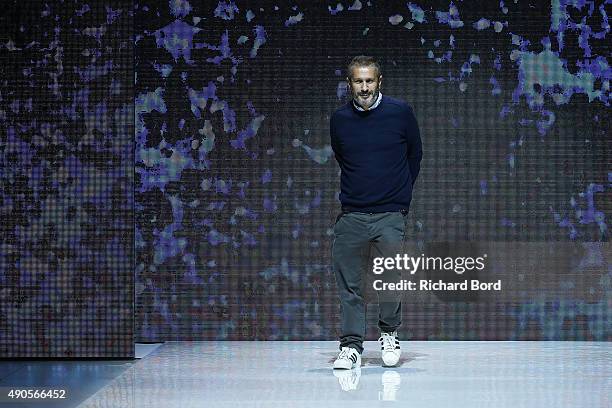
[347,65,382,110]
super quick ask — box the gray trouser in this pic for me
[332,210,407,353]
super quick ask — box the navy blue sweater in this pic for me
[330,95,423,213]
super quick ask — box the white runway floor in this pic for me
[72,341,610,408]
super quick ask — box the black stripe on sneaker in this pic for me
[349,354,357,363]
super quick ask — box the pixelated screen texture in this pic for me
[134,0,610,341]
[0,1,134,357]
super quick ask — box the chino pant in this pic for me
[332,210,407,353]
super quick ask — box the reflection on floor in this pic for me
[134,343,163,359]
[1,341,610,407]
[0,358,133,408]
[0,344,160,408]
[81,341,610,407]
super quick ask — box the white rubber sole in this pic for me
[333,356,361,370]
[382,351,400,367]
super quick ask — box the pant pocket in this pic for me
[334,212,345,225]
[399,211,409,241]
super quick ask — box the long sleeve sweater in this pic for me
[330,94,423,213]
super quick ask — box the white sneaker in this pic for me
[379,331,401,367]
[333,347,361,369]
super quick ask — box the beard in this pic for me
[353,89,379,109]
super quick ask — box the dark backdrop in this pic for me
[1,0,609,358]
[1,1,134,357]
[134,0,610,341]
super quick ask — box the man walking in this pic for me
[330,56,423,369]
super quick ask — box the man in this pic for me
[330,55,423,369]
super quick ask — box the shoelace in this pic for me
[379,333,397,352]
[338,348,358,364]
[338,348,351,360]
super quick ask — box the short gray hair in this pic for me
[346,55,381,79]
